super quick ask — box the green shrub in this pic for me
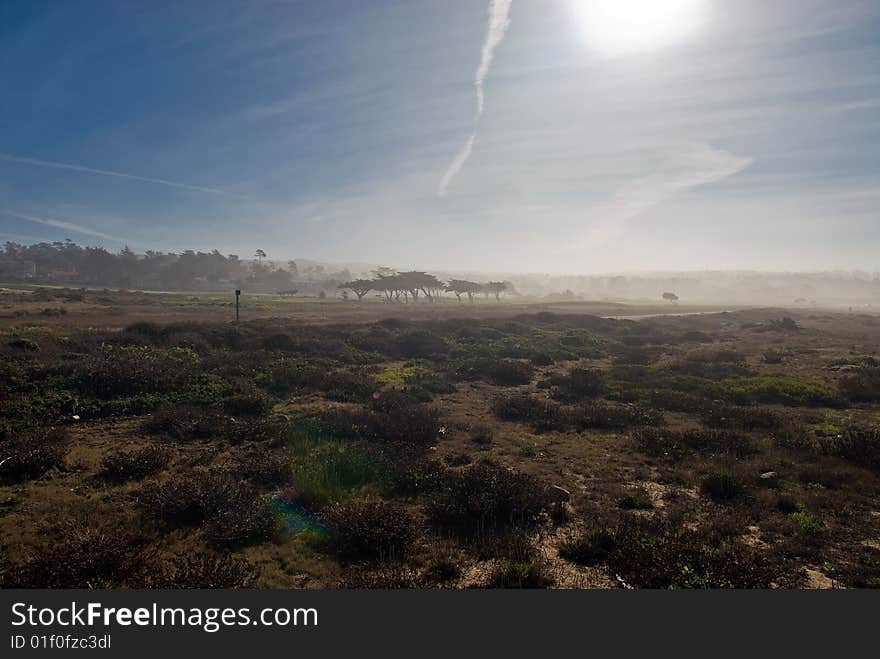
[550,367,605,401]
[839,367,880,403]
[715,375,842,407]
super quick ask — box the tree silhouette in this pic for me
[339,279,374,301]
[254,249,266,263]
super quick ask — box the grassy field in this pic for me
[1,285,879,588]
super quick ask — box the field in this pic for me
[2,285,880,589]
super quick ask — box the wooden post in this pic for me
[235,289,241,322]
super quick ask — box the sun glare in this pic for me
[573,0,707,55]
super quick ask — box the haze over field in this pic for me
[1,1,879,273]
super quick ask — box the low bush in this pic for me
[559,516,774,588]
[715,375,842,408]
[487,559,553,588]
[492,394,565,431]
[99,446,172,482]
[634,427,757,460]
[232,451,293,488]
[427,464,553,535]
[619,490,654,510]
[821,427,880,471]
[141,471,243,528]
[550,367,605,401]
[141,405,230,441]
[0,427,69,483]
[700,470,746,502]
[321,499,418,563]
[145,553,255,589]
[205,496,282,549]
[558,528,618,565]
[5,522,145,588]
[839,367,880,403]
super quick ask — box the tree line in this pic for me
[0,241,350,293]
[340,270,511,303]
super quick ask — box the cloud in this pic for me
[438,0,512,196]
[0,209,133,245]
[566,143,754,250]
[0,152,243,197]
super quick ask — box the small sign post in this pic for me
[235,289,241,322]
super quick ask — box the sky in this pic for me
[0,0,878,274]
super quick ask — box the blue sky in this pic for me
[1,0,878,273]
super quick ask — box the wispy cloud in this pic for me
[0,152,243,197]
[566,143,754,250]
[0,209,133,245]
[438,0,512,196]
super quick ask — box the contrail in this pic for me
[474,0,512,119]
[438,0,512,196]
[437,135,475,198]
[1,209,133,245]
[0,152,243,197]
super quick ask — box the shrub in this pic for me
[822,427,880,471]
[396,330,447,359]
[700,470,746,501]
[609,518,773,588]
[492,394,566,431]
[634,427,757,460]
[319,393,441,446]
[145,553,255,589]
[558,528,618,565]
[486,359,535,386]
[0,427,69,483]
[427,464,553,535]
[6,337,38,351]
[321,499,418,563]
[99,446,172,482]
[839,367,880,403]
[550,367,605,401]
[320,370,377,403]
[568,401,662,431]
[141,405,230,441]
[487,560,553,588]
[5,522,144,588]
[233,451,292,488]
[222,383,273,416]
[205,496,282,549]
[789,509,822,536]
[141,471,242,528]
[619,490,654,510]
[715,375,842,408]
[73,345,198,399]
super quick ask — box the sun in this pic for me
[572,0,707,56]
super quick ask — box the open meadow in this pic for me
[2,286,879,589]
